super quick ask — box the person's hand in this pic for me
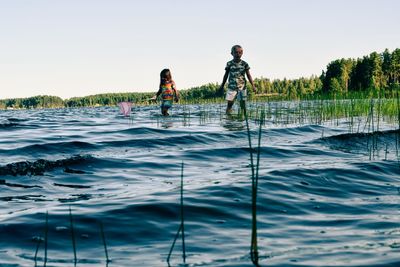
[174,96,179,103]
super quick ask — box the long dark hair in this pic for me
[160,69,172,84]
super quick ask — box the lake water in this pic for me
[0,103,399,267]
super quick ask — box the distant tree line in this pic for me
[64,92,154,107]
[322,48,400,93]
[0,95,64,109]
[252,75,323,99]
[1,48,399,109]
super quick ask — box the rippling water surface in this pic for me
[0,103,399,267]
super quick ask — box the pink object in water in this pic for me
[118,102,133,116]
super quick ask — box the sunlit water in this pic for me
[0,103,399,267]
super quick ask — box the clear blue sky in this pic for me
[0,0,399,99]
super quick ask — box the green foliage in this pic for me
[323,59,353,92]
[64,92,154,107]
[329,78,342,93]
[179,83,220,101]
[325,49,398,93]
[0,95,64,109]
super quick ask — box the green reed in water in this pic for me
[33,211,48,266]
[44,211,48,267]
[150,89,399,133]
[34,237,42,267]
[69,206,77,264]
[33,214,45,267]
[243,101,265,266]
[99,221,111,263]
[167,162,186,266]
[32,208,113,266]
[231,90,400,132]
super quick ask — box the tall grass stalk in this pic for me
[34,236,42,267]
[167,225,182,267]
[377,92,381,131]
[243,101,255,177]
[253,110,265,266]
[396,88,400,161]
[69,206,77,264]
[180,162,186,263]
[167,162,186,266]
[44,211,48,267]
[99,221,110,263]
[397,88,400,130]
[243,101,263,266]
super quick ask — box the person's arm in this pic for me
[157,83,163,96]
[172,81,179,101]
[151,84,162,100]
[246,69,256,92]
[220,70,229,89]
[219,69,229,95]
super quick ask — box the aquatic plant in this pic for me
[236,91,400,131]
[33,235,43,266]
[99,221,111,263]
[69,206,77,264]
[167,162,186,266]
[44,211,48,266]
[30,208,115,266]
[243,103,265,266]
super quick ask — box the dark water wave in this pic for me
[315,129,400,157]
[0,119,41,130]
[0,122,19,128]
[0,141,97,157]
[5,159,393,266]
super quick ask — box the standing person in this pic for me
[219,45,256,114]
[152,68,179,116]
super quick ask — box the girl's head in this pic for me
[160,69,172,83]
[231,45,243,60]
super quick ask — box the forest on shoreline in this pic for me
[1,48,399,110]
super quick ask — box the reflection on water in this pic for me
[222,115,246,131]
[161,120,174,129]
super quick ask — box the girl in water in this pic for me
[152,68,179,116]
